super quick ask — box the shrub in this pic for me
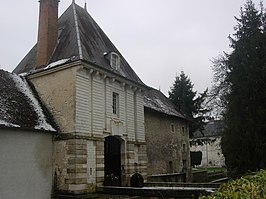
[104,174,119,186]
[130,173,144,187]
[200,169,266,199]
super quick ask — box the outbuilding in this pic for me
[0,70,57,199]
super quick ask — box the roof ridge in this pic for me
[72,3,83,60]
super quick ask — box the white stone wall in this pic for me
[30,67,76,133]
[75,66,145,141]
[190,136,225,167]
[87,141,96,184]
[76,72,91,135]
[29,63,147,192]
[73,65,147,188]
[0,129,53,199]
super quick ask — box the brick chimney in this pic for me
[36,0,59,69]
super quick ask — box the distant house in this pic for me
[144,88,191,181]
[190,120,225,167]
[0,70,56,199]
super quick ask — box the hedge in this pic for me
[199,169,266,199]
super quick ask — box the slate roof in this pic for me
[13,3,144,86]
[0,70,56,132]
[192,120,223,138]
[144,88,187,119]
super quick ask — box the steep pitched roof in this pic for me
[0,70,56,132]
[13,3,144,85]
[144,88,187,119]
[192,120,223,138]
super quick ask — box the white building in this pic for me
[13,0,147,194]
[190,120,225,167]
[0,70,56,199]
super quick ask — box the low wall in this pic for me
[145,182,220,188]
[208,171,227,182]
[98,186,215,198]
[55,185,217,198]
[192,171,208,182]
[147,172,186,182]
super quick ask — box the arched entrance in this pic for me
[104,136,122,185]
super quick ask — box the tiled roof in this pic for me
[13,3,144,85]
[192,120,223,138]
[144,88,187,119]
[0,70,57,132]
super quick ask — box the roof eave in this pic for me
[0,125,57,134]
[144,106,189,121]
[26,59,148,90]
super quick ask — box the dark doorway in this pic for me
[168,161,173,173]
[104,136,121,186]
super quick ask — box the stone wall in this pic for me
[29,64,77,133]
[144,109,191,181]
[28,61,148,194]
[190,136,225,167]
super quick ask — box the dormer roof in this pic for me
[13,3,144,85]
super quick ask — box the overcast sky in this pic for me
[0,0,262,95]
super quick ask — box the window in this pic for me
[168,161,173,173]
[110,52,120,70]
[182,144,186,152]
[183,160,187,170]
[182,126,185,135]
[112,92,119,116]
[170,124,175,132]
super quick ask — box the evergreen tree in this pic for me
[169,71,208,136]
[212,0,266,177]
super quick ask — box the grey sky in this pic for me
[0,0,262,95]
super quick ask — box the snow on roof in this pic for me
[144,88,187,119]
[45,58,71,69]
[0,69,56,132]
[0,119,20,128]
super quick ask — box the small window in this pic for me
[182,126,185,135]
[110,52,120,70]
[183,160,187,169]
[168,161,173,173]
[182,144,186,152]
[112,92,119,116]
[170,124,175,132]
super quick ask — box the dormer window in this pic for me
[110,52,120,70]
